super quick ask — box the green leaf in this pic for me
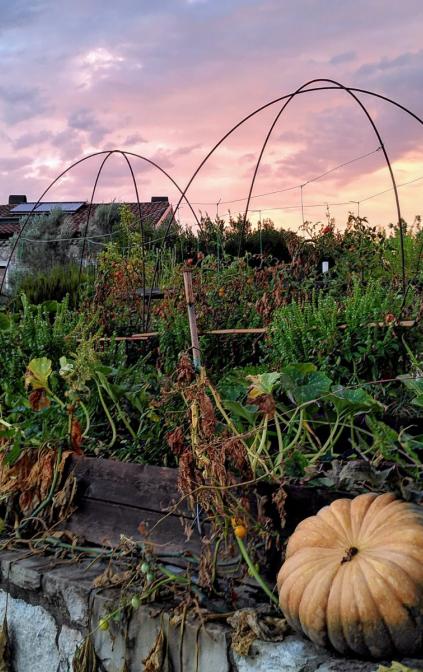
[411,396,423,408]
[330,386,382,413]
[223,400,258,425]
[397,374,423,396]
[59,356,74,377]
[246,372,280,397]
[41,300,59,313]
[4,437,21,466]
[95,365,114,376]
[0,314,10,332]
[25,357,52,390]
[280,364,332,404]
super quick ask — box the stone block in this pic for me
[1,554,43,591]
[232,635,377,672]
[42,565,92,627]
[58,624,84,671]
[0,589,60,672]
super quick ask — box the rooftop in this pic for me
[0,199,172,238]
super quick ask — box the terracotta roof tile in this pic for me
[0,201,172,238]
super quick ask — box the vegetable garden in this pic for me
[1,81,423,669]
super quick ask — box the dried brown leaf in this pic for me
[198,538,214,591]
[92,567,132,589]
[228,609,288,657]
[167,426,185,456]
[28,388,50,411]
[197,389,216,438]
[70,418,84,455]
[272,485,287,530]
[143,628,172,672]
[0,616,11,672]
[72,636,98,672]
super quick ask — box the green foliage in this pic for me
[0,295,78,404]
[268,280,414,382]
[268,291,338,369]
[10,264,87,307]
[211,362,422,482]
[12,208,72,273]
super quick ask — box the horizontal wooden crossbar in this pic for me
[98,320,416,342]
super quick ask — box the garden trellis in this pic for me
[3,78,423,331]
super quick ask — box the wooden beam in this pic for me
[96,320,417,342]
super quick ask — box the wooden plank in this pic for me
[135,287,165,300]
[96,320,418,342]
[66,496,202,556]
[70,456,193,518]
[205,328,267,335]
[183,269,201,370]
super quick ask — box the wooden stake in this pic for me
[183,268,201,371]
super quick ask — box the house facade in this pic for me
[0,195,173,290]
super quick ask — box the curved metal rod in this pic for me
[123,151,201,231]
[242,78,405,290]
[1,149,200,297]
[77,151,148,326]
[160,84,423,237]
[76,149,202,328]
[150,82,423,302]
[121,152,147,328]
[78,150,113,282]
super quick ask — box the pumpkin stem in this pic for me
[341,546,358,564]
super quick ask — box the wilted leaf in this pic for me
[59,356,74,378]
[25,357,52,391]
[143,629,171,672]
[70,418,84,454]
[0,615,11,672]
[28,389,50,411]
[228,609,288,657]
[72,636,98,672]
[247,372,280,399]
[92,567,132,589]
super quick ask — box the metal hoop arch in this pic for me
[149,82,423,311]
[0,149,201,299]
[242,79,405,289]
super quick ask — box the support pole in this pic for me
[183,268,201,371]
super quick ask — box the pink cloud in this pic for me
[0,1,422,232]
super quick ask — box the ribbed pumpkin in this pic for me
[277,492,423,659]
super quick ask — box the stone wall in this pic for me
[1,551,422,672]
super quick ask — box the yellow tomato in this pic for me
[233,524,247,540]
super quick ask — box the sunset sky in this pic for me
[1,0,423,231]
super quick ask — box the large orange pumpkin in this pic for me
[277,492,423,659]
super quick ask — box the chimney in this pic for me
[8,195,27,205]
[151,196,169,203]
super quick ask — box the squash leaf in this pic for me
[247,372,280,398]
[329,386,382,413]
[280,363,332,404]
[25,357,52,391]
